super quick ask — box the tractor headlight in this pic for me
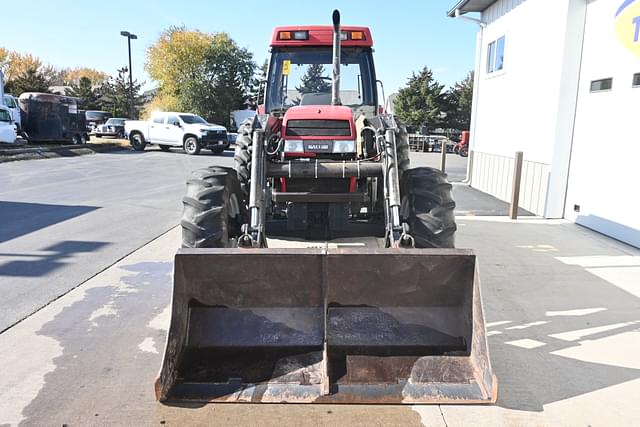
[332,140,356,153]
[284,139,304,153]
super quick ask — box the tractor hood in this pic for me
[282,105,355,140]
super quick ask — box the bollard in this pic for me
[509,151,523,219]
[440,140,447,173]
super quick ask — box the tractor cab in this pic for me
[265,26,378,162]
[266,26,377,117]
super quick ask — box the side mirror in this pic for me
[173,121,181,127]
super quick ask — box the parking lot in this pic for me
[0,149,638,426]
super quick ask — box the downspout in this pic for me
[453,9,486,184]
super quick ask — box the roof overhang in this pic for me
[447,0,498,17]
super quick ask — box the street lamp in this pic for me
[120,31,138,118]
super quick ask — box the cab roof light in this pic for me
[278,31,291,40]
[292,30,309,40]
[340,31,366,41]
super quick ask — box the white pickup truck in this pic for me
[124,112,228,155]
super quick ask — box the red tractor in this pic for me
[157,10,496,405]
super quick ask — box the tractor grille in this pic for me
[286,120,351,137]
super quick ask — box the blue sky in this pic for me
[3,0,479,94]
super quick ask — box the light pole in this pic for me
[120,31,138,118]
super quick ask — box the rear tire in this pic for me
[71,134,81,145]
[373,124,410,219]
[401,167,456,248]
[396,124,410,178]
[210,146,225,155]
[181,166,246,248]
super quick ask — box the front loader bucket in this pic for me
[155,248,497,404]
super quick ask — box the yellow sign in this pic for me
[282,60,291,76]
[615,0,640,58]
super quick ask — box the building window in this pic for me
[633,73,640,87]
[590,78,612,92]
[486,36,506,74]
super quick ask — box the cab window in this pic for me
[152,115,165,124]
[166,115,180,125]
[3,96,16,109]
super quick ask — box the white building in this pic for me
[448,0,640,248]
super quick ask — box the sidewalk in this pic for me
[1,192,638,425]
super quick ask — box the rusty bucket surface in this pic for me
[155,248,497,404]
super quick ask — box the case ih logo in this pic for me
[303,141,332,152]
[616,0,640,58]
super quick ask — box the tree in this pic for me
[444,71,474,130]
[100,67,143,118]
[296,64,330,94]
[8,66,51,94]
[247,59,269,108]
[66,76,100,109]
[63,67,108,86]
[146,27,213,96]
[146,28,256,125]
[394,67,447,130]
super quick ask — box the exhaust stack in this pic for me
[331,9,341,106]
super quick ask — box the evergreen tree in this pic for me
[100,67,143,118]
[443,71,474,130]
[394,67,447,130]
[296,64,330,94]
[66,76,100,109]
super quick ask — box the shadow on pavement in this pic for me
[0,201,99,244]
[0,240,109,277]
[454,185,533,217]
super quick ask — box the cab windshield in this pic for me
[3,95,16,109]
[179,115,208,125]
[266,47,377,113]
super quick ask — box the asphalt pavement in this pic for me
[3,149,637,426]
[0,148,232,332]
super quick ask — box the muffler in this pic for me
[155,248,497,403]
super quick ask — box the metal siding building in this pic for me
[449,0,640,248]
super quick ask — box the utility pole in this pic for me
[120,31,138,118]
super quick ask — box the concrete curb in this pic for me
[0,143,130,163]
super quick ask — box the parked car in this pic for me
[18,93,89,144]
[0,105,18,143]
[85,110,111,133]
[95,118,126,138]
[124,112,228,154]
[2,94,22,132]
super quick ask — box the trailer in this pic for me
[18,92,90,144]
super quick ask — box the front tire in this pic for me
[210,146,225,155]
[130,132,147,151]
[184,136,201,155]
[401,167,456,248]
[181,166,247,248]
